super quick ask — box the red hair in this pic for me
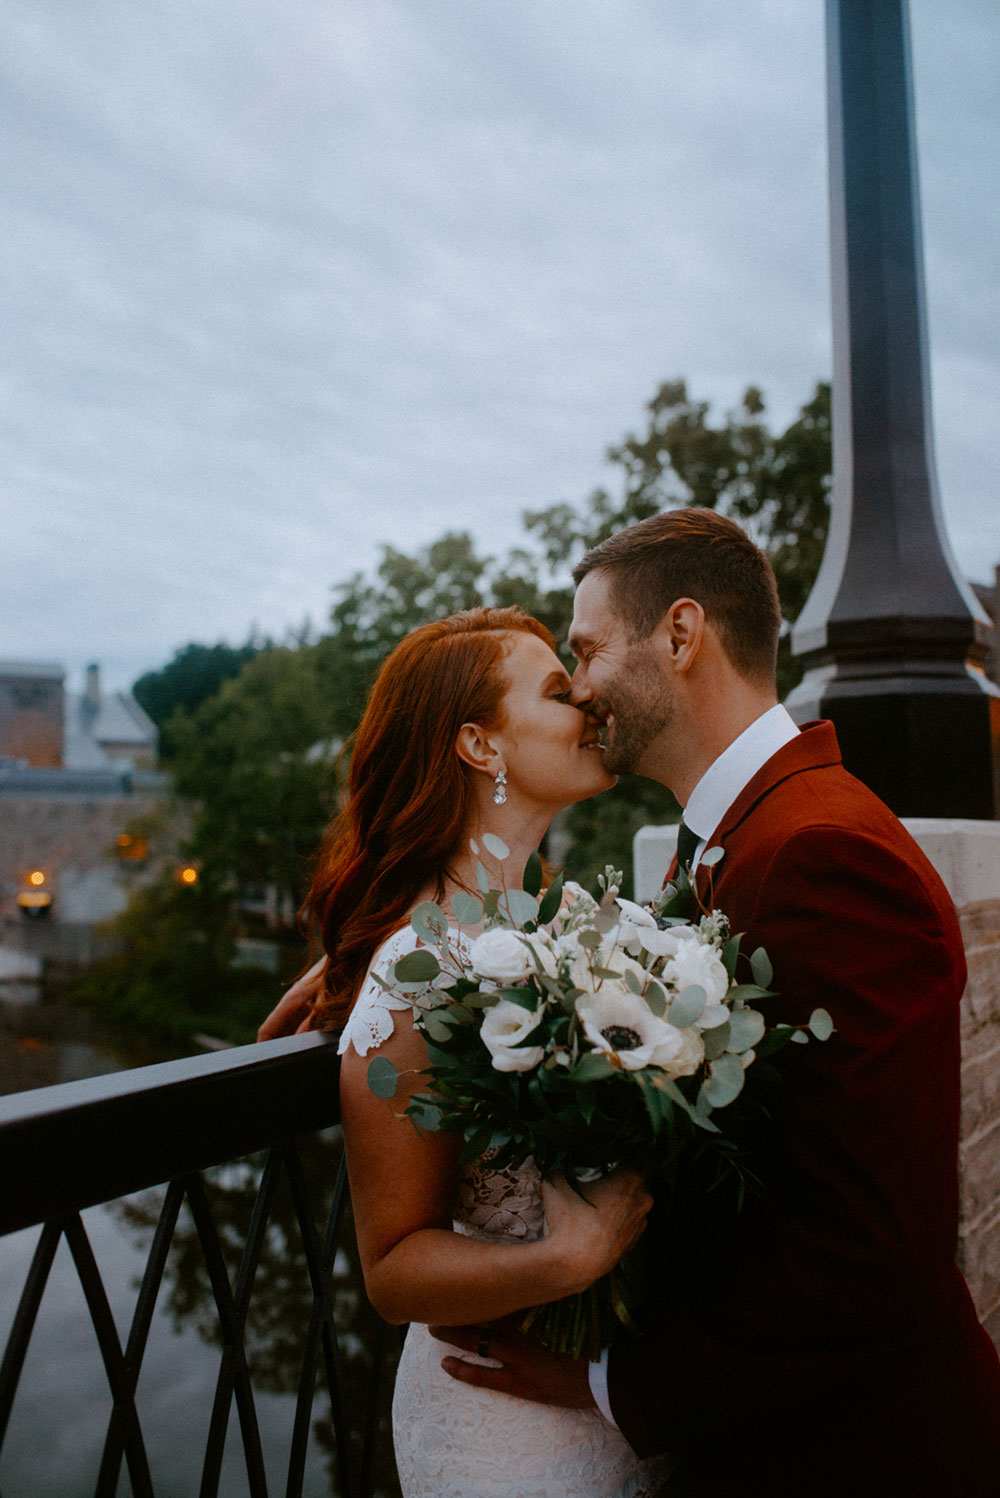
[306,607,555,1030]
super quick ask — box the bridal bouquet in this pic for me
[366,837,831,1357]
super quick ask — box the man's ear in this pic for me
[455,722,503,775]
[658,598,704,673]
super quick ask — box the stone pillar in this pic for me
[632,818,1000,1344]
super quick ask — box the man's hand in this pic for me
[257,957,327,1040]
[428,1319,595,1409]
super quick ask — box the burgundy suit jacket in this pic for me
[608,722,1000,1496]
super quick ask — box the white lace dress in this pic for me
[338,927,672,1498]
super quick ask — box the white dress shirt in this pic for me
[588,702,801,1426]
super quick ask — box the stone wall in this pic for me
[633,817,1000,1345]
[905,820,1000,1345]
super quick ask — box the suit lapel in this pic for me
[689,721,841,904]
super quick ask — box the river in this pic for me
[0,981,400,1498]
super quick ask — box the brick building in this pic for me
[0,662,169,960]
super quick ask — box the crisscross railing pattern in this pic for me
[0,1033,400,1497]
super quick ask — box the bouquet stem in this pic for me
[520,1268,636,1362]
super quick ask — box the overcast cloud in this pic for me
[2,0,997,689]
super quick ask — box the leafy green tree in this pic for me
[133,639,268,759]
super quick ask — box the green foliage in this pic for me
[73,872,287,1046]
[133,639,268,758]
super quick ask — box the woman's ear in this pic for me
[455,722,503,775]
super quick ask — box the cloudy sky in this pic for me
[3,0,998,691]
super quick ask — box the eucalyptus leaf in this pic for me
[700,1053,746,1108]
[623,967,642,994]
[393,948,441,982]
[702,1021,731,1060]
[411,900,450,943]
[700,844,725,868]
[789,1028,809,1044]
[577,929,602,950]
[590,965,624,982]
[643,978,667,1017]
[809,1007,834,1041]
[469,838,479,855]
[506,889,540,926]
[451,890,484,926]
[366,1055,399,1100]
[726,983,774,1003]
[669,985,707,1029]
[482,832,510,860]
[422,1010,456,1043]
[522,850,543,897]
[750,947,773,988]
[408,1101,443,1131]
[475,861,491,895]
[726,1007,766,1053]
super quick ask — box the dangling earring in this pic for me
[492,768,507,806]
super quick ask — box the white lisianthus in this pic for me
[578,988,690,1072]
[663,939,730,1006]
[636,923,699,960]
[469,928,535,984]
[612,897,659,954]
[480,999,545,1072]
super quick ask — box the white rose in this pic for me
[663,940,730,1007]
[578,987,682,1071]
[469,928,535,984]
[521,930,559,977]
[481,999,545,1072]
[648,1022,705,1078]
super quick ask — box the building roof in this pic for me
[0,660,64,680]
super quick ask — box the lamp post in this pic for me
[787,0,999,818]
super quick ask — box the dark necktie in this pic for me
[676,820,699,870]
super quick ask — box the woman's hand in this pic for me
[541,1169,653,1294]
[257,956,327,1040]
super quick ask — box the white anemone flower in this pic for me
[578,987,691,1072]
[481,999,545,1072]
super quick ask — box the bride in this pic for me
[281,606,671,1498]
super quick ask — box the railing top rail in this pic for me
[0,1033,341,1238]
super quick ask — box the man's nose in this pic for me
[569,666,591,708]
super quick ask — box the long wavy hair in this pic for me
[306,606,556,1030]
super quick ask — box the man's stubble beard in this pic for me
[599,650,674,777]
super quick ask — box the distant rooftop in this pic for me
[0,660,64,680]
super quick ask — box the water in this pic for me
[0,984,400,1498]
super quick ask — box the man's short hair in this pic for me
[573,509,781,686]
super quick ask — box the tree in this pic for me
[133,639,269,759]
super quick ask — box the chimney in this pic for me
[85,663,101,710]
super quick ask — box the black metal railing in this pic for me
[0,1034,400,1498]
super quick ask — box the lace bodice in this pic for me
[339,925,546,1241]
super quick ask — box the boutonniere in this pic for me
[656,845,724,921]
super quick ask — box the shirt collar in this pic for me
[682,704,800,846]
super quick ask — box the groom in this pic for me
[432,510,1000,1495]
